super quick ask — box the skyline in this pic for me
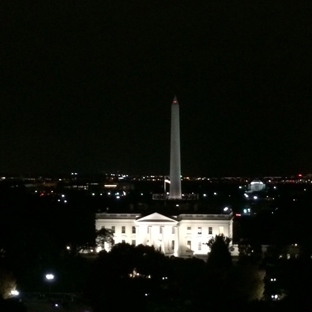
[1,2,312,176]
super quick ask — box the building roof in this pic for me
[96,211,233,221]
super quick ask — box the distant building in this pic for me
[248,180,266,192]
[96,212,233,258]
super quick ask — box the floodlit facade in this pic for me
[96,212,233,258]
[248,180,266,192]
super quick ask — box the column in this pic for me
[175,226,179,256]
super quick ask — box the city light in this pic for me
[45,274,54,280]
[104,184,117,188]
[10,290,19,296]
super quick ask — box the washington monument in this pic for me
[169,96,182,199]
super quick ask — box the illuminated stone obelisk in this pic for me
[169,96,182,199]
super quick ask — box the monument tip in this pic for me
[172,95,178,104]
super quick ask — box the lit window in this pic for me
[171,240,175,250]
[112,226,115,233]
[187,240,191,250]
[132,226,136,234]
[198,227,202,235]
[198,241,202,251]
[208,227,212,235]
[122,226,126,234]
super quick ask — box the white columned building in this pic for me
[96,212,233,258]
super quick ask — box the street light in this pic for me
[10,290,19,296]
[45,274,54,281]
[45,273,55,295]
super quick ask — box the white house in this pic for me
[96,212,233,259]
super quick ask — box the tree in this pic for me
[206,234,232,270]
[95,228,114,250]
[238,238,262,264]
[202,235,233,306]
[88,243,170,312]
[230,265,265,302]
[0,267,16,299]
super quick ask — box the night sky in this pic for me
[1,1,312,176]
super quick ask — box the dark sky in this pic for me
[1,1,312,176]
